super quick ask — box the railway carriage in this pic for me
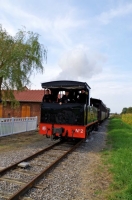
[39,80,109,140]
[90,98,109,124]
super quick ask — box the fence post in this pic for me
[35,116,37,129]
[12,117,14,134]
[26,117,28,131]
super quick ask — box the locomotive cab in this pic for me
[39,80,98,140]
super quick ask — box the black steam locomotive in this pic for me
[39,80,109,139]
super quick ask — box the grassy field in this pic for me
[122,113,132,125]
[102,117,132,199]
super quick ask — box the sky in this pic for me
[0,0,132,113]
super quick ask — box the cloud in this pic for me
[56,47,107,80]
[98,3,132,24]
[0,0,86,49]
[89,68,132,113]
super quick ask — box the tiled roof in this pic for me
[14,90,44,102]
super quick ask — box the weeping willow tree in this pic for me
[0,25,47,106]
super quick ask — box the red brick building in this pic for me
[0,90,44,123]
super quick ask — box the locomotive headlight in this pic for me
[42,126,47,131]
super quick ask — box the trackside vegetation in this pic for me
[103,117,132,199]
[122,113,132,125]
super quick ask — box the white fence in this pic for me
[0,117,37,137]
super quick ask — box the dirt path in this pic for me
[77,119,112,199]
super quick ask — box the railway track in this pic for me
[0,139,83,200]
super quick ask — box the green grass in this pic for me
[103,118,132,200]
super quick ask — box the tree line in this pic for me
[121,107,132,114]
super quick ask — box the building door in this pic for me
[21,105,30,117]
[0,104,2,118]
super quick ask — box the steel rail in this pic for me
[8,139,83,200]
[0,141,62,176]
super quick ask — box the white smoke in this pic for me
[57,47,107,81]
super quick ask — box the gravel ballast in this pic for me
[0,120,111,200]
